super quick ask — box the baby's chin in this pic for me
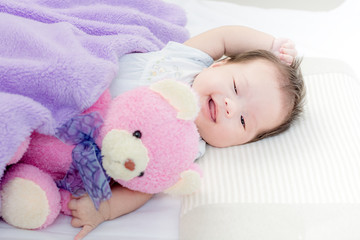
[198,128,249,148]
[198,131,230,148]
[206,139,233,148]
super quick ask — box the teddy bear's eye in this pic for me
[138,171,144,177]
[133,130,142,138]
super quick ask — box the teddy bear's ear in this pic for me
[150,79,199,121]
[163,169,201,195]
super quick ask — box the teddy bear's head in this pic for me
[98,79,202,195]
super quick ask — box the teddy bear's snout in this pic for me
[101,129,149,181]
[124,159,145,177]
[124,159,135,171]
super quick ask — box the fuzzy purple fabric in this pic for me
[0,0,189,179]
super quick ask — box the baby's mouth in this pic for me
[209,98,216,122]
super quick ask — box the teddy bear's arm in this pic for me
[163,165,202,195]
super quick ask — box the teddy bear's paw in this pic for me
[164,169,201,195]
[0,163,61,229]
[1,177,51,229]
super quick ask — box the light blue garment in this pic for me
[110,41,213,97]
[109,41,214,159]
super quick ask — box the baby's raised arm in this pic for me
[184,26,274,60]
[184,25,296,64]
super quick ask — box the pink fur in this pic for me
[99,86,200,193]
[1,81,201,230]
[21,133,73,180]
[20,91,112,180]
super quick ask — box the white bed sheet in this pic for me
[2,1,359,239]
[0,193,181,240]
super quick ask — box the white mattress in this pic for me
[2,0,359,239]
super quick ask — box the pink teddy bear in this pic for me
[0,79,202,230]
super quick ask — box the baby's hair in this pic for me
[226,49,305,142]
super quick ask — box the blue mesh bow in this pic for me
[55,112,112,210]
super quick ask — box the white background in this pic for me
[170,0,360,79]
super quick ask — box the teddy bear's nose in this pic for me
[124,159,135,171]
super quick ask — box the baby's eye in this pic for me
[233,80,237,94]
[241,115,246,129]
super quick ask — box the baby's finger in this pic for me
[281,40,295,49]
[71,217,83,228]
[74,225,94,240]
[71,210,79,218]
[280,47,297,57]
[279,54,294,65]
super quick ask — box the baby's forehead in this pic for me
[232,58,280,69]
[250,59,290,84]
[236,59,284,79]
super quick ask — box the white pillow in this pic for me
[180,58,360,240]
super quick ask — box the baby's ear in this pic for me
[150,79,199,120]
[211,58,228,68]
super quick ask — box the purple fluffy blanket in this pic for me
[0,0,189,179]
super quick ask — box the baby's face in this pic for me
[192,59,286,147]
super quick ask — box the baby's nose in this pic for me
[224,97,236,118]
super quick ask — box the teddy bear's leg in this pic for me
[0,163,61,229]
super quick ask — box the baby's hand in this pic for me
[271,38,297,65]
[68,194,111,240]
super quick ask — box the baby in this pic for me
[68,25,305,240]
